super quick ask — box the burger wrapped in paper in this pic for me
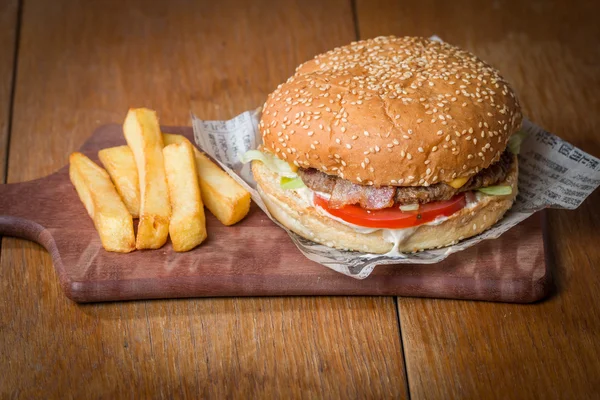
[247,36,523,254]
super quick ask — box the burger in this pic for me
[245,36,521,254]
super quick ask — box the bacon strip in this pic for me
[329,179,395,210]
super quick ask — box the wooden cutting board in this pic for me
[0,124,551,303]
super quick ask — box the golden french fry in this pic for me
[162,133,191,147]
[123,108,171,249]
[163,133,251,225]
[69,152,135,253]
[99,134,190,220]
[163,141,207,251]
[98,145,140,217]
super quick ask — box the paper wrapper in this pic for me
[191,110,600,279]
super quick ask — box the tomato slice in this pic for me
[314,194,467,229]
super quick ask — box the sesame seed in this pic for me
[308,131,314,136]
[418,147,424,152]
[264,37,515,168]
[407,153,412,160]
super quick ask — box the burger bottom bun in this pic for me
[252,154,518,254]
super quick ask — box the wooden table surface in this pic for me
[1,0,599,398]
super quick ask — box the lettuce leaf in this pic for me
[239,150,298,178]
[477,185,512,196]
[508,130,528,155]
[280,176,306,190]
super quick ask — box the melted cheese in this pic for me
[448,177,469,189]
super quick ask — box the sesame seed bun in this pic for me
[259,36,522,187]
[252,153,518,253]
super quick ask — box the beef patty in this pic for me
[298,150,514,209]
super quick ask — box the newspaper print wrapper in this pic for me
[192,110,600,279]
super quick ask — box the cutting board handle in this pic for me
[0,215,47,243]
[0,170,63,243]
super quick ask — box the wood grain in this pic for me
[0,124,549,303]
[0,0,18,183]
[356,0,600,398]
[0,0,408,398]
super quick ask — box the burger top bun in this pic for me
[259,36,522,187]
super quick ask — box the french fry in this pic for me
[163,141,207,251]
[162,133,192,148]
[123,108,171,249]
[163,133,251,225]
[98,145,140,217]
[69,152,135,253]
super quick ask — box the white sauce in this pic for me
[382,228,417,256]
[465,192,481,209]
[428,214,449,226]
[292,185,482,256]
